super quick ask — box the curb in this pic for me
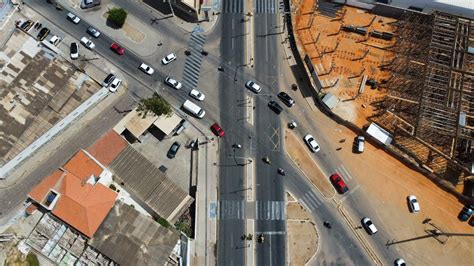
[335,201,382,265]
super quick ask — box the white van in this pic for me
[356,136,365,153]
[182,100,205,118]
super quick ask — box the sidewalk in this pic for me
[191,137,218,265]
[59,0,219,58]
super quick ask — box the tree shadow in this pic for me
[105,19,122,30]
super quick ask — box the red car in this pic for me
[110,43,125,55]
[211,123,225,137]
[330,173,349,194]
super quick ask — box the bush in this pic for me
[107,7,127,28]
[109,184,117,191]
[156,217,171,228]
[26,253,39,266]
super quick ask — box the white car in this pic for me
[49,35,61,45]
[67,12,81,24]
[139,63,154,75]
[304,134,320,152]
[189,89,205,101]
[162,53,177,65]
[164,76,182,89]
[362,217,378,235]
[80,37,95,49]
[109,78,122,93]
[394,258,406,266]
[245,80,261,93]
[407,195,420,213]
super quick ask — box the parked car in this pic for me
[49,35,61,45]
[361,217,378,235]
[407,195,420,213]
[210,123,225,137]
[469,216,474,227]
[167,142,181,159]
[394,258,407,266]
[355,136,365,153]
[330,173,349,194]
[67,12,81,24]
[80,37,95,49]
[189,89,205,101]
[110,42,125,55]
[37,27,50,41]
[175,120,189,135]
[139,63,154,75]
[268,100,283,114]
[458,205,474,221]
[102,74,116,87]
[304,134,320,152]
[109,78,122,93]
[70,42,79,59]
[19,20,33,31]
[245,80,261,93]
[164,76,182,89]
[86,26,101,38]
[162,53,177,65]
[278,92,295,107]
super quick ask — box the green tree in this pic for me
[107,7,127,28]
[137,93,172,118]
[26,253,40,266]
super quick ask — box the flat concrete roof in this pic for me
[153,113,182,136]
[90,202,180,265]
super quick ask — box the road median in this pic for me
[285,130,334,199]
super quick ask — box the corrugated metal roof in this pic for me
[109,146,193,222]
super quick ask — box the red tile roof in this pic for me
[28,151,117,238]
[63,150,103,181]
[87,130,127,166]
[52,173,117,238]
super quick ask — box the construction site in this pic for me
[292,0,474,195]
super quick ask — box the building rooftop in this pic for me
[87,130,128,166]
[28,151,117,238]
[90,201,180,265]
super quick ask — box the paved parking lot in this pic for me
[132,122,201,192]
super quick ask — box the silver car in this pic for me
[164,76,182,89]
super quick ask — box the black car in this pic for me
[102,74,116,87]
[37,28,50,41]
[278,92,295,107]
[167,142,181,159]
[20,20,33,31]
[268,100,283,114]
[458,205,474,221]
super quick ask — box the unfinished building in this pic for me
[372,11,474,187]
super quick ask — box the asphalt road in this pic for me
[252,12,287,266]
[216,11,249,266]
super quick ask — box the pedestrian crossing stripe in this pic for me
[222,0,244,13]
[335,165,353,181]
[255,0,279,14]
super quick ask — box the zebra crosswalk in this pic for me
[182,33,206,90]
[298,190,323,213]
[222,0,244,13]
[255,0,279,14]
[215,200,286,220]
[334,165,354,182]
[255,200,285,220]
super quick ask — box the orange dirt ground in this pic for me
[294,0,398,127]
